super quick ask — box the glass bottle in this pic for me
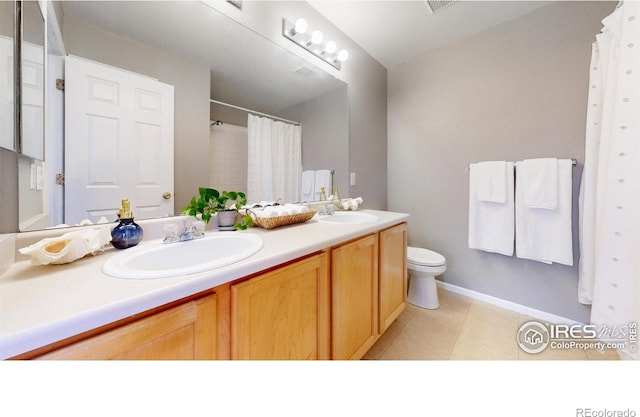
[331,187,343,209]
[111,199,143,249]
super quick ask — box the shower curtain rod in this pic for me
[210,99,301,126]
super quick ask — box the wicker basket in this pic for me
[248,209,316,229]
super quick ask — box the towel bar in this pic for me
[468,159,578,169]
[514,159,577,167]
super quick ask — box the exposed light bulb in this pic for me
[324,41,337,54]
[311,30,323,45]
[294,18,308,35]
[282,17,347,70]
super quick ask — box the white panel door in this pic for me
[64,55,174,225]
[21,41,44,160]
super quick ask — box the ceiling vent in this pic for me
[425,0,456,14]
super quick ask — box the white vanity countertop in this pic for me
[0,209,409,359]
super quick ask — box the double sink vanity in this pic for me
[0,209,409,360]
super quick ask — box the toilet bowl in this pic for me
[407,246,447,309]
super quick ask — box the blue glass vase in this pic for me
[111,218,143,249]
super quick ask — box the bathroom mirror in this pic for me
[17,1,46,232]
[0,1,15,152]
[14,0,348,230]
[20,0,44,161]
[0,1,18,234]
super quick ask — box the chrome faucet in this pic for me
[318,204,335,216]
[180,220,195,241]
[163,218,205,244]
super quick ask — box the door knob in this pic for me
[162,192,172,200]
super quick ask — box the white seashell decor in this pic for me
[19,227,112,265]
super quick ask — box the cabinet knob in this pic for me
[162,192,172,200]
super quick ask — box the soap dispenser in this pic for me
[111,199,143,249]
[331,187,343,210]
[320,186,328,201]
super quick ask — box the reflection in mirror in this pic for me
[18,155,45,230]
[0,1,15,152]
[21,0,44,160]
[0,1,18,233]
[209,82,349,204]
[17,1,46,232]
[15,1,349,231]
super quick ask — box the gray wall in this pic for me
[0,148,18,233]
[18,156,44,227]
[62,14,211,214]
[210,102,248,128]
[388,1,614,322]
[210,0,388,209]
[0,3,16,233]
[0,2,13,37]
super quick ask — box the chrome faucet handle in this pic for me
[162,224,179,244]
[192,220,205,238]
[179,218,195,241]
[180,228,194,242]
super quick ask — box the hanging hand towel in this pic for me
[301,170,315,202]
[475,161,508,203]
[515,159,573,265]
[468,162,515,256]
[314,169,333,200]
[519,158,559,209]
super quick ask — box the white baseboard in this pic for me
[436,280,584,325]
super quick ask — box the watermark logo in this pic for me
[576,408,636,417]
[517,320,637,354]
[517,321,550,353]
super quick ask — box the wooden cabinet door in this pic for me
[379,223,407,333]
[36,294,217,360]
[231,253,329,360]
[331,234,378,360]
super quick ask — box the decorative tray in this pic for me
[248,209,316,230]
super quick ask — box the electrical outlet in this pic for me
[36,165,43,191]
[30,163,36,190]
[350,172,356,186]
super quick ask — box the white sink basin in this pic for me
[102,233,263,279]
[315,211,380,225]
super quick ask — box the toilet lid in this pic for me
[407,246,446,267]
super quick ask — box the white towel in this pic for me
[474,161,508,203]
[314,169,333,201]
[519,158,559,209]
[515,159,573,265]
[301,170,315,202]
[468,162,515,256]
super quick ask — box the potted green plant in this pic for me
[182,188,253,230]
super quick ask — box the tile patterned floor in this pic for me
[364,288,620,360]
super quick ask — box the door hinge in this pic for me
[56,79,65,91]
[55,173,65,185]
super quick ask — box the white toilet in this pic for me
[407,246,447,309]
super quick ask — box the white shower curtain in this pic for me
[246,114,302,204]
[578,2,639,360]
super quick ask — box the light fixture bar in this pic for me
[282,18,347,70]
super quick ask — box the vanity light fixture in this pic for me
[282,18,348,70]
[292,18,308,36]
[322,40,336,55]
[308,30,323,47]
